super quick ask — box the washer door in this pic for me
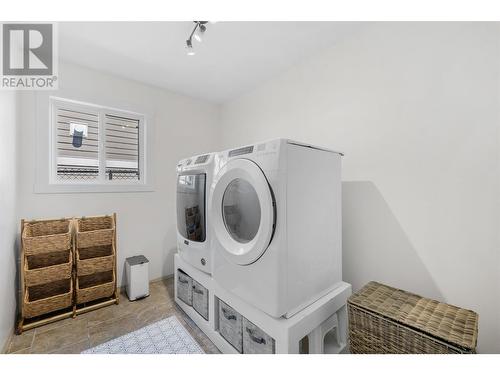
[211,158,275,265]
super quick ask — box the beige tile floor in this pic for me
[6,277,220,354]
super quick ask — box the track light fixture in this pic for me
[186,21,209,56]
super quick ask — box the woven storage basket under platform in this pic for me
[22,219,72,255]
[348,281,478,354]
[76,216,115,249]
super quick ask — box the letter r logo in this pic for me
[2,24,53,75]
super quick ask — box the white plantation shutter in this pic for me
[56,107,99,180]
[104,114,140,180]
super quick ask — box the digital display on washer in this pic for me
[194,154,209,164]
[228,145,254,157]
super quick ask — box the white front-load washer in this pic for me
[209,139,343,318]
[176,152,215,274]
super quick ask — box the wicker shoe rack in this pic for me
[17,214,119,334]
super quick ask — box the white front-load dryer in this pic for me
[176,152,215,274]
[210,139,343,318]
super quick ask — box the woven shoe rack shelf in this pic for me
[17,214,119,334]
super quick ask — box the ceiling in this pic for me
[59,22,364,103]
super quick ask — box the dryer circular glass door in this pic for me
[211,158,275,265]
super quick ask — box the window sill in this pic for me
[34,182,154,194]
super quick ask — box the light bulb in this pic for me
[194,24,206,43]
[186,39,195,55]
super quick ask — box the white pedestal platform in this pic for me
[174,254,351,354]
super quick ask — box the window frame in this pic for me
[37,96,152,193]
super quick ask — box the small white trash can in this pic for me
[125,255,150,301]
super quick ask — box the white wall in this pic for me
[220,22,500,353]
[17,62,221,288]
[0,92,19,351]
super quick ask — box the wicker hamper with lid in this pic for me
[348,281,478,354]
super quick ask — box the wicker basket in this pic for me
[76,245,115,276]
[76,216,115,249]
[24,279,73,319]
[24,250,72,287]
[22,219,72,255]
[348,281,479,354]
[76,270,115,304]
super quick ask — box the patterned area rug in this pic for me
[82,316,204,354]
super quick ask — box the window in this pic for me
[55,105,100,181]
[48,97,149,191]
[104,114,140,181]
